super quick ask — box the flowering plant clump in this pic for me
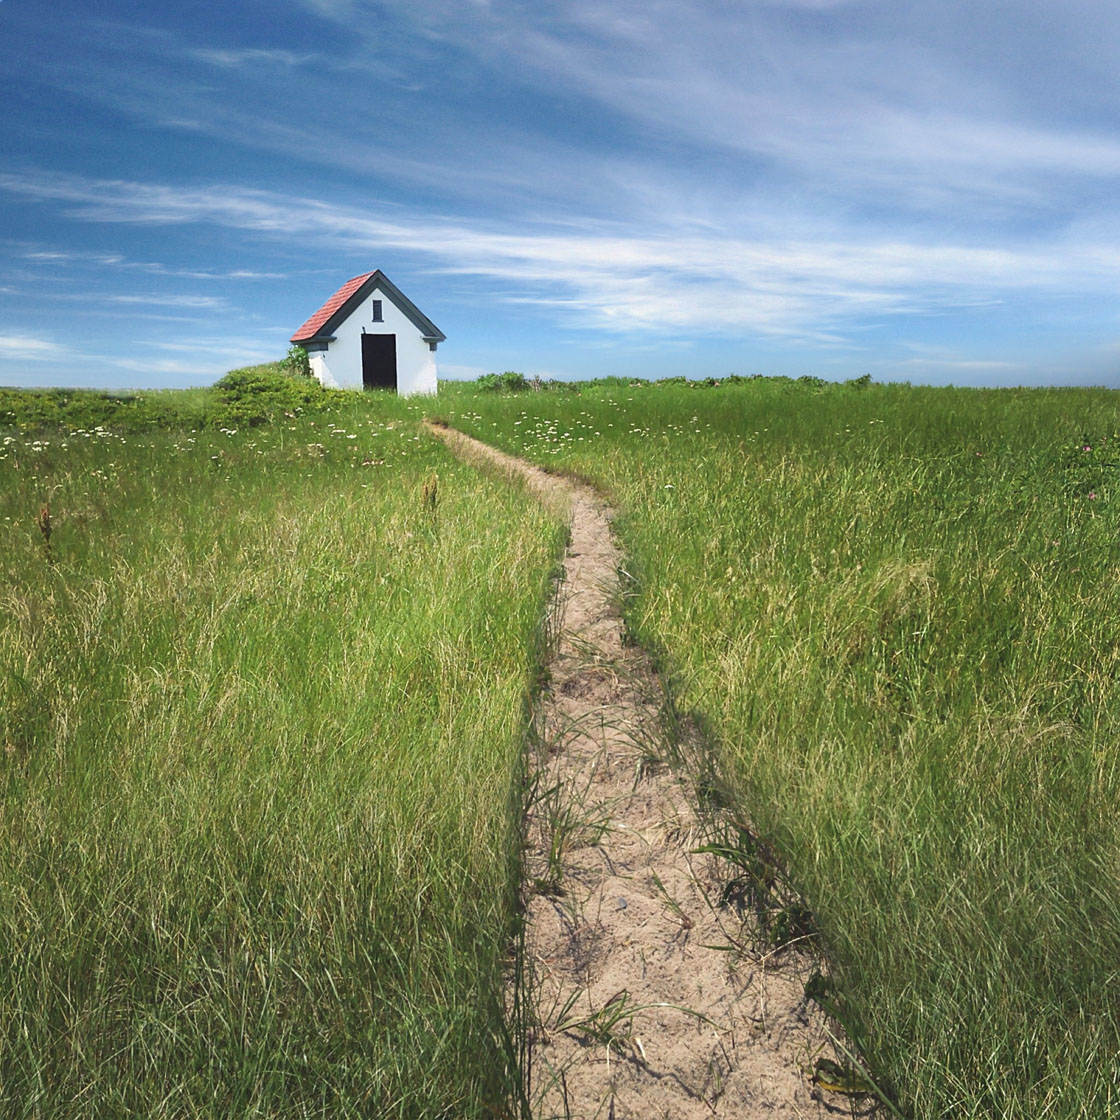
[284,344,313,379]
[1057,432,1119,500]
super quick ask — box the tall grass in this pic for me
[440,377,1120,1119]
[0,394,562,1117]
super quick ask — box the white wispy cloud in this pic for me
[17,247,285,281]
[106,294,228,309]
[112,356,231,377]
[189,47,315,67]
[0,334,65,358]
[4,169,1119,344]
[45,1,1120,240]
[141,336,285,360]
[899,357,1017,372]
[384,0,1120,222]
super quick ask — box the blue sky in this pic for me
[3,0,1120,389]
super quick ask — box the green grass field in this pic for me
[438,376,1120,1120]
[0,376,562,1117]
[5,367,1120,1118]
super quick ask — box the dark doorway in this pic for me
[361,333,397,391]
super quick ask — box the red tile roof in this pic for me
[290,272,373,342]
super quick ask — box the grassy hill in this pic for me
[3,367,1118,1117]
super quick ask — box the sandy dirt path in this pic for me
[427,422,856,1120]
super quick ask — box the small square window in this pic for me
[372,299,383,322]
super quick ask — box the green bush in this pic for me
[210,366,335,428]
[476,371,529,393]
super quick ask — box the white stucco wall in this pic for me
[310,287,438,395]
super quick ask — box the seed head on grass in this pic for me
[422,471,439,514]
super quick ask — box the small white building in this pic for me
[290,270,445,395]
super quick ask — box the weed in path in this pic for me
[552,987,722,1071]
[693,823,818,954]
[554,988,649,1064]
[528,768,616,898]
[649,870,694,932]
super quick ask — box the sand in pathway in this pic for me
[428,423,859,1120]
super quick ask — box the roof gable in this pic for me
[290,270,445,345]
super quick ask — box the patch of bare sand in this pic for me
[426,422,870,1120]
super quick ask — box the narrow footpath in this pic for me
[427,423,852,1120]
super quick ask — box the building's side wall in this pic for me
[310,287,438,395]
[308,350,333,387]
